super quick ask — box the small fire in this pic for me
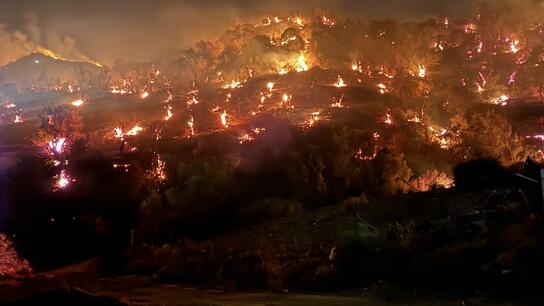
[151,154,167,184]
[113,127,124,139]
[223,80,242,89]
[382,108,393,125]
[281,93,293,107]
[71,99,85,107]
[48,138,66,155]
[490,95,509,106]
[267,82,274,92]
[239,127,266,144]
[13,115,23,123]
[351,62,362,72]
[54,169,74,190]
[510,40,520,54]
[334,76,347,88]
[187,116,195,137]
[294,53,309,72]
[355,132,380,160]
[321,16,336,27]
[418,65,426,78]
[220,111,229,128]
[163,105,173,121]
[113,163,131,173]
[306,112,321,127]
[377,83,389,95]
[293,17,304,27]
[330,95,345,108]
[140,91,150,99]
[126,124,144,136]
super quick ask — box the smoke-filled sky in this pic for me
[0,0,479,65]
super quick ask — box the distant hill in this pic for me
[0,52,109,96]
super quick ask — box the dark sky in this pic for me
[0,0,477,64]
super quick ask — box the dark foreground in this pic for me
[2,273,544,306]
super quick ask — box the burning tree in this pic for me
[0,233,32,278]
[33,105,87,162]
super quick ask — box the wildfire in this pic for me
[267,82,274,92]
[417,65,426,78]
[220,110,229,128]
[281,93,293,108]
[382,108,393,125]
[187,116,195,137]
[223,80,242,89]
[54,169,74,191]
[13,115,23,123]
[377,83,389,94]
[114,125,144,139]
[151,154,167,184]
[126,125,144,136]
[163,105,173,121]
[239,127,266,144]
[140,91,150,99]
[355,132,380,160]
[71,99,85,107]
[294,53,309,72]
[321,16,336,27]
[306,112,321,127]
[113,163,131,173]
[351,62,363,73]
[510,40,520,54]
[334,76,347,88]
[278,67,289,75]
[330,95,345,108]
[490,95,509,106]
[48,138,66,155]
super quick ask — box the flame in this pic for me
[239,127,266,144]
[382,108,393,125]
[187,116,195,137]
[220,111,229,128]
[351,62,363,73]
[267,82,274,92]
[490,95,509,106]
[294,53,309,72]
[377,83,389,95]
[151,154,167,184]
[48,138,66,154]
[223,80,242,89]
[334,76,347,88]
[306,112,321,127]
[54,169,74,190]
[163,105,173,121]
[330,95,345,108]
[71,99,85,107]
[510,40,520,54]
[278,67,289,75]
[126,125,144,136]
[417,65,426,78]
[355,132,380,160]
[321,16,336,27]
[140,91,150,99]
[13,115,23,123]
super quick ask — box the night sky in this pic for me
[0,0,478,64]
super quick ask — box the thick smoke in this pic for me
[0,0,540,66]
[0,11,93,66]
[0,0,480,66]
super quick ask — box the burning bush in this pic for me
[0,233,32,278]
